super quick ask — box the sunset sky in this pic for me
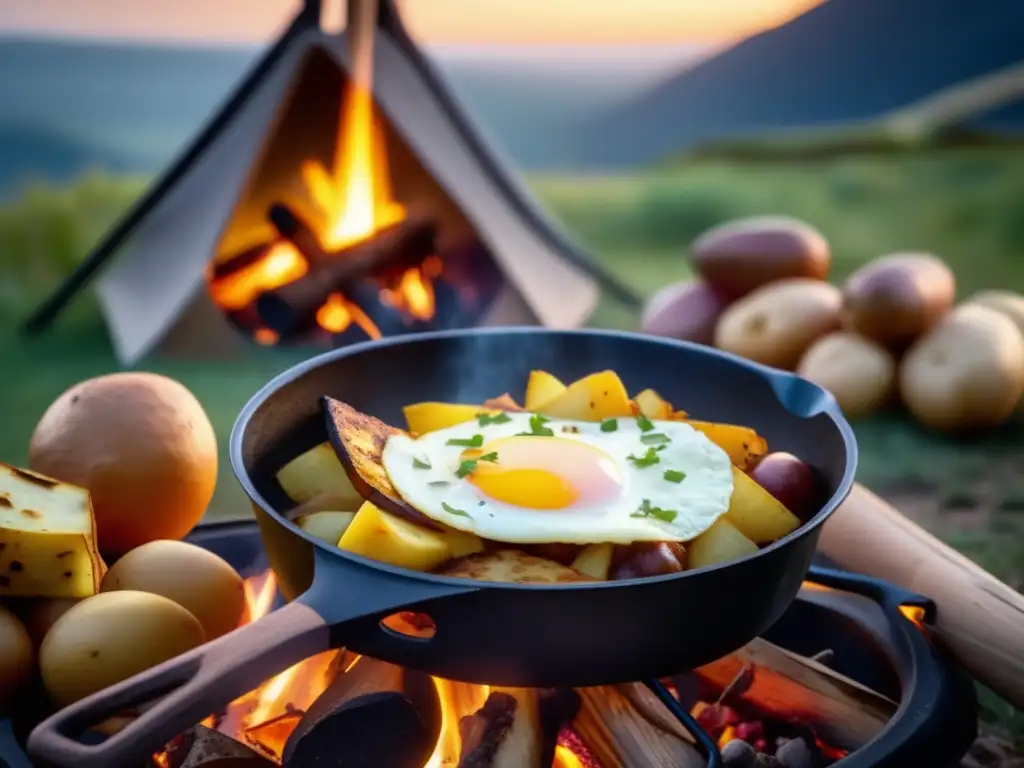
[1,0,825,45]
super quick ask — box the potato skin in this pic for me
[899,304,1024,433]
[797,332,896,419]
[641,279,731,345]
[841,252,955,349]
[966,290,1024,338]
[691,216,830,298]
[714,278,842,370]
[0,606,33,709]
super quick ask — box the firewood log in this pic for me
[164,724,275,768]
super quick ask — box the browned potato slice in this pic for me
[437,550,595,584]
[322,397,442,530]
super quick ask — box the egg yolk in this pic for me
[466,436,623,510]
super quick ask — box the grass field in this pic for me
[2,146,1024,735]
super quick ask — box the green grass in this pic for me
[2,146,1024,737]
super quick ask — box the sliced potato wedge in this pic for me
[633,388,674,420]
[403,402,498,435]
[723,466,801,544]
[524,371,567,411]
[684,420,768,470]
[537,371,633,421]
[688,518,759,570]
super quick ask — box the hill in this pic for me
[578,0,1024,168]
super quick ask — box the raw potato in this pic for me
[339,501,453,572]
[841,252,955,348]
[101,540,246,640]
[691,216,831,298]
[403,403,498,435]
[688,519,759,571]
[40,590,206,707]
[0,462,105,598]
[28,372,218,554]
[967,290,1024,338]
[570,543,614,580]
[537,371,633,421]
[640,279,732,345]
[0,606,33,708]
[723,466,801,544]
[714,278,843,370]
[438,549,594,584]
[899,304,1024,432]
[276,442,364,510]
[524,371,567,411]
[22,598,79,649]
[797,332,896,418]
[683,421,768,470]
[633,389,675,420]
[297,510,356,545]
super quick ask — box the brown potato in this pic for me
[796,332,897,419]
[899,304,1024,432]
[841,252,955,349]
[0,606,33,709]
[691,216,830,298]
[748,453,820,521]
[714,278,842,370]
[611,542,686,580]
[640,279,732,345]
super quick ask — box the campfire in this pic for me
[155,571,898,768]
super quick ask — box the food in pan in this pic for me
[276,369,816,583]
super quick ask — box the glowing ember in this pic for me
[315,292,382,338]
[209,242,307,311]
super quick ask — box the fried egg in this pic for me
[381,412,733,544]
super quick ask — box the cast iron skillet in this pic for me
[28,328,857,768]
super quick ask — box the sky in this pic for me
[0,0,825,46]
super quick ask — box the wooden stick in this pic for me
[164,724,276,768]
[694,637,896,751]
[819,483,1024,711]
[281,655,440,768]
[458,688,545,768]
[572,686,704,768]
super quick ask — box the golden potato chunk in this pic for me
[570,543,614,580]
[297,511,356,545]
[339,501,452,572]
[688,518,759,570]
[524,371,567,411]
[537,371,633,421]
[684,421,768,470]
[276,442,364,509]
[723,467,801,544]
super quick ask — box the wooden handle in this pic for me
[819,483,1024,710]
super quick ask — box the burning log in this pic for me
[572,686,704,768]
[259,203,436,335]
[209,242,276,281]
[694,637,897,752]
[163,724,276,768]
[281,655,440,768]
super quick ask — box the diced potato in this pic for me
[339,501,451,572]
[438,550,595,583]
[633,388,674,420]
[538,371,633,421]
[0,463,105,598]
[570,543,614,580]
[276,442,364,508]
[402,402,498,435]
[297,511,356,545]
[684,421,768,470]
[437,527,485,559]
[723,466,801,544]
[524,370,567,411]
[688,518,759,570]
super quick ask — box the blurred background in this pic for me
[1,0,1023,730]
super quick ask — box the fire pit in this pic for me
[20,0,641,364]
[7,520,977,768]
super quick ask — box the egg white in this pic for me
[381,412,734,545]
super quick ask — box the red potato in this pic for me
[691,216,831,298]
[611,542,687,580]
[748,452,820,520]
[641,280,732,345]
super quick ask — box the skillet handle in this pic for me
[818,482,1024,711]
[27,600,329,768]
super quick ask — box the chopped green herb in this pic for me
[517,413,554,437]
[640,432,670,446]
[455,459,478,478]
[447,434,484,448]
[600,418,618,433]
[412,457,431,470]
[663,469,686,483]
[627,447,661,468]
[636,414,654,432]
[478,452,499,463]
[442,502,471,518]
[477,412,512,426]
[629,498,678,523]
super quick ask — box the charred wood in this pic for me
[163,724,275,768]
